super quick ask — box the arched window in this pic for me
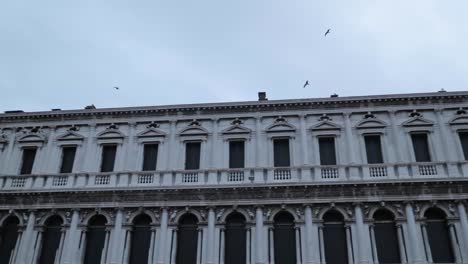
[273,211,296,264]
[39,215,63,264]
[0,216,20,263]
[424,208,454,263]
[323,210,348,264]
[176,214,199,264]
[224,212,247,264]
[84,215,108,264]
[129,214,152,264]
[373,209,400,263]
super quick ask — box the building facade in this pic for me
[1,91,468,264]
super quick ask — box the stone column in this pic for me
[32,227,44,263]
[170,228,178,264]
[55,227,67,263]
[420,223,432,263]
[108,209,124,264]
[354,205,371,264]
[158,208,169,264]
[345,224,354,264]
[10,227,23,264]
[295,226,302,264]
[318,225,326,264]
[457,202,468,258]
[196,227,203,264]
[255,206,265,264]
[148,226,156,264]
[246,226,251,264]
[101,227,112,264]
[369,224,379,264]
[17,211,36,264]
[206,207,216,264]
[299,115,309,165]
[448,222,462,263]
[62,209,79,264]
[122,227,132,264]
[405,203,425,264]
[395,222,408,264]
[219,227,225,264]
[304,205,319,264]
[269,227,275,264]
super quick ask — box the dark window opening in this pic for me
[176,214,199,264]
[364,135,383,164]
[323,210,348,264]
[84,215,107,264]
[100,145,117,172]
[459,132,468,160]
[20,148,37,174]
[0,216,20,264]
[185,142,201,170]
[424,208,454,263]
[142,144,158,171]
[229,141,245,169]
[273,138,290,167]
[373,209,400,264]
[411,134,431,162]
[39,216,63,264]
[273,212,296,264]
[225,213,246,264]
[129,214,152,264]
[319,137,337,165]
[60,146,77,173]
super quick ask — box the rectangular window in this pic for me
[20,148,37,174]
[273,138,290,167]
[185,142,201,170]
[142,144,158,171]
[460,132,468,160]
[60,146,77,173]
[364,135,384,164]
[411,134,431,162]
[229,141,245,168]
[319,137,337,165]
[100,145,117,172]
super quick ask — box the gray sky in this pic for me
[1,0,467,112]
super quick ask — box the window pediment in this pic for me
[179,124,209,137]
[57,131,85,141]
[17,133,46,143]
[355,118,387,129]
[402,117,434,127]
[221,125,252,135]
[96,129,125,144]
[137,128,167,138]
[265,122,296,133]
[310,121,341,131]
[449,115,468,126]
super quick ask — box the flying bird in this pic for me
[324,29,331,37]
[303,80,309,88]
[114,87,119,90]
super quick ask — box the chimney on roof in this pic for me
[84,104,96,109]
[258,92,268,101]
[330,93,338,98]
[4,110,24,113]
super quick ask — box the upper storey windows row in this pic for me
[1,109,468,175]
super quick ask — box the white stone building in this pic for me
[1,91,468,264]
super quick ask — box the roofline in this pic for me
[1,91,468,121]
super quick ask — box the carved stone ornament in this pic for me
[216,208,225,222]
[169,209,178,223]
[391,203,405,217]
[246,208,255,220]
[263,208,272,219]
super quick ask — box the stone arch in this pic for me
[171,209,204,224]
[0,212,24,226]
[219,208,251,223]
[419,204,452,219]
[126,209,160,225]
[81,211,113,225]
[37,212,67,226]
[368,205,403,221]
[318,207,350,221]
[268,207,301,222]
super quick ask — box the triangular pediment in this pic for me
[17,134,45,143]
[96,129,125,139]
[402,117,434,127]
[356,119,387,129]
[266,123,296,133]
[310,121,341,131]
[137,128,166,138]
[449,116,468,126]
[57,131,85,141]
[222,125,252,135]
[179,126,208,136]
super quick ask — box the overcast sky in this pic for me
[0,0,467,112]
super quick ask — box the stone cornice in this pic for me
[1,91,467,122]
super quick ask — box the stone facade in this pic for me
[0,91,468,264]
